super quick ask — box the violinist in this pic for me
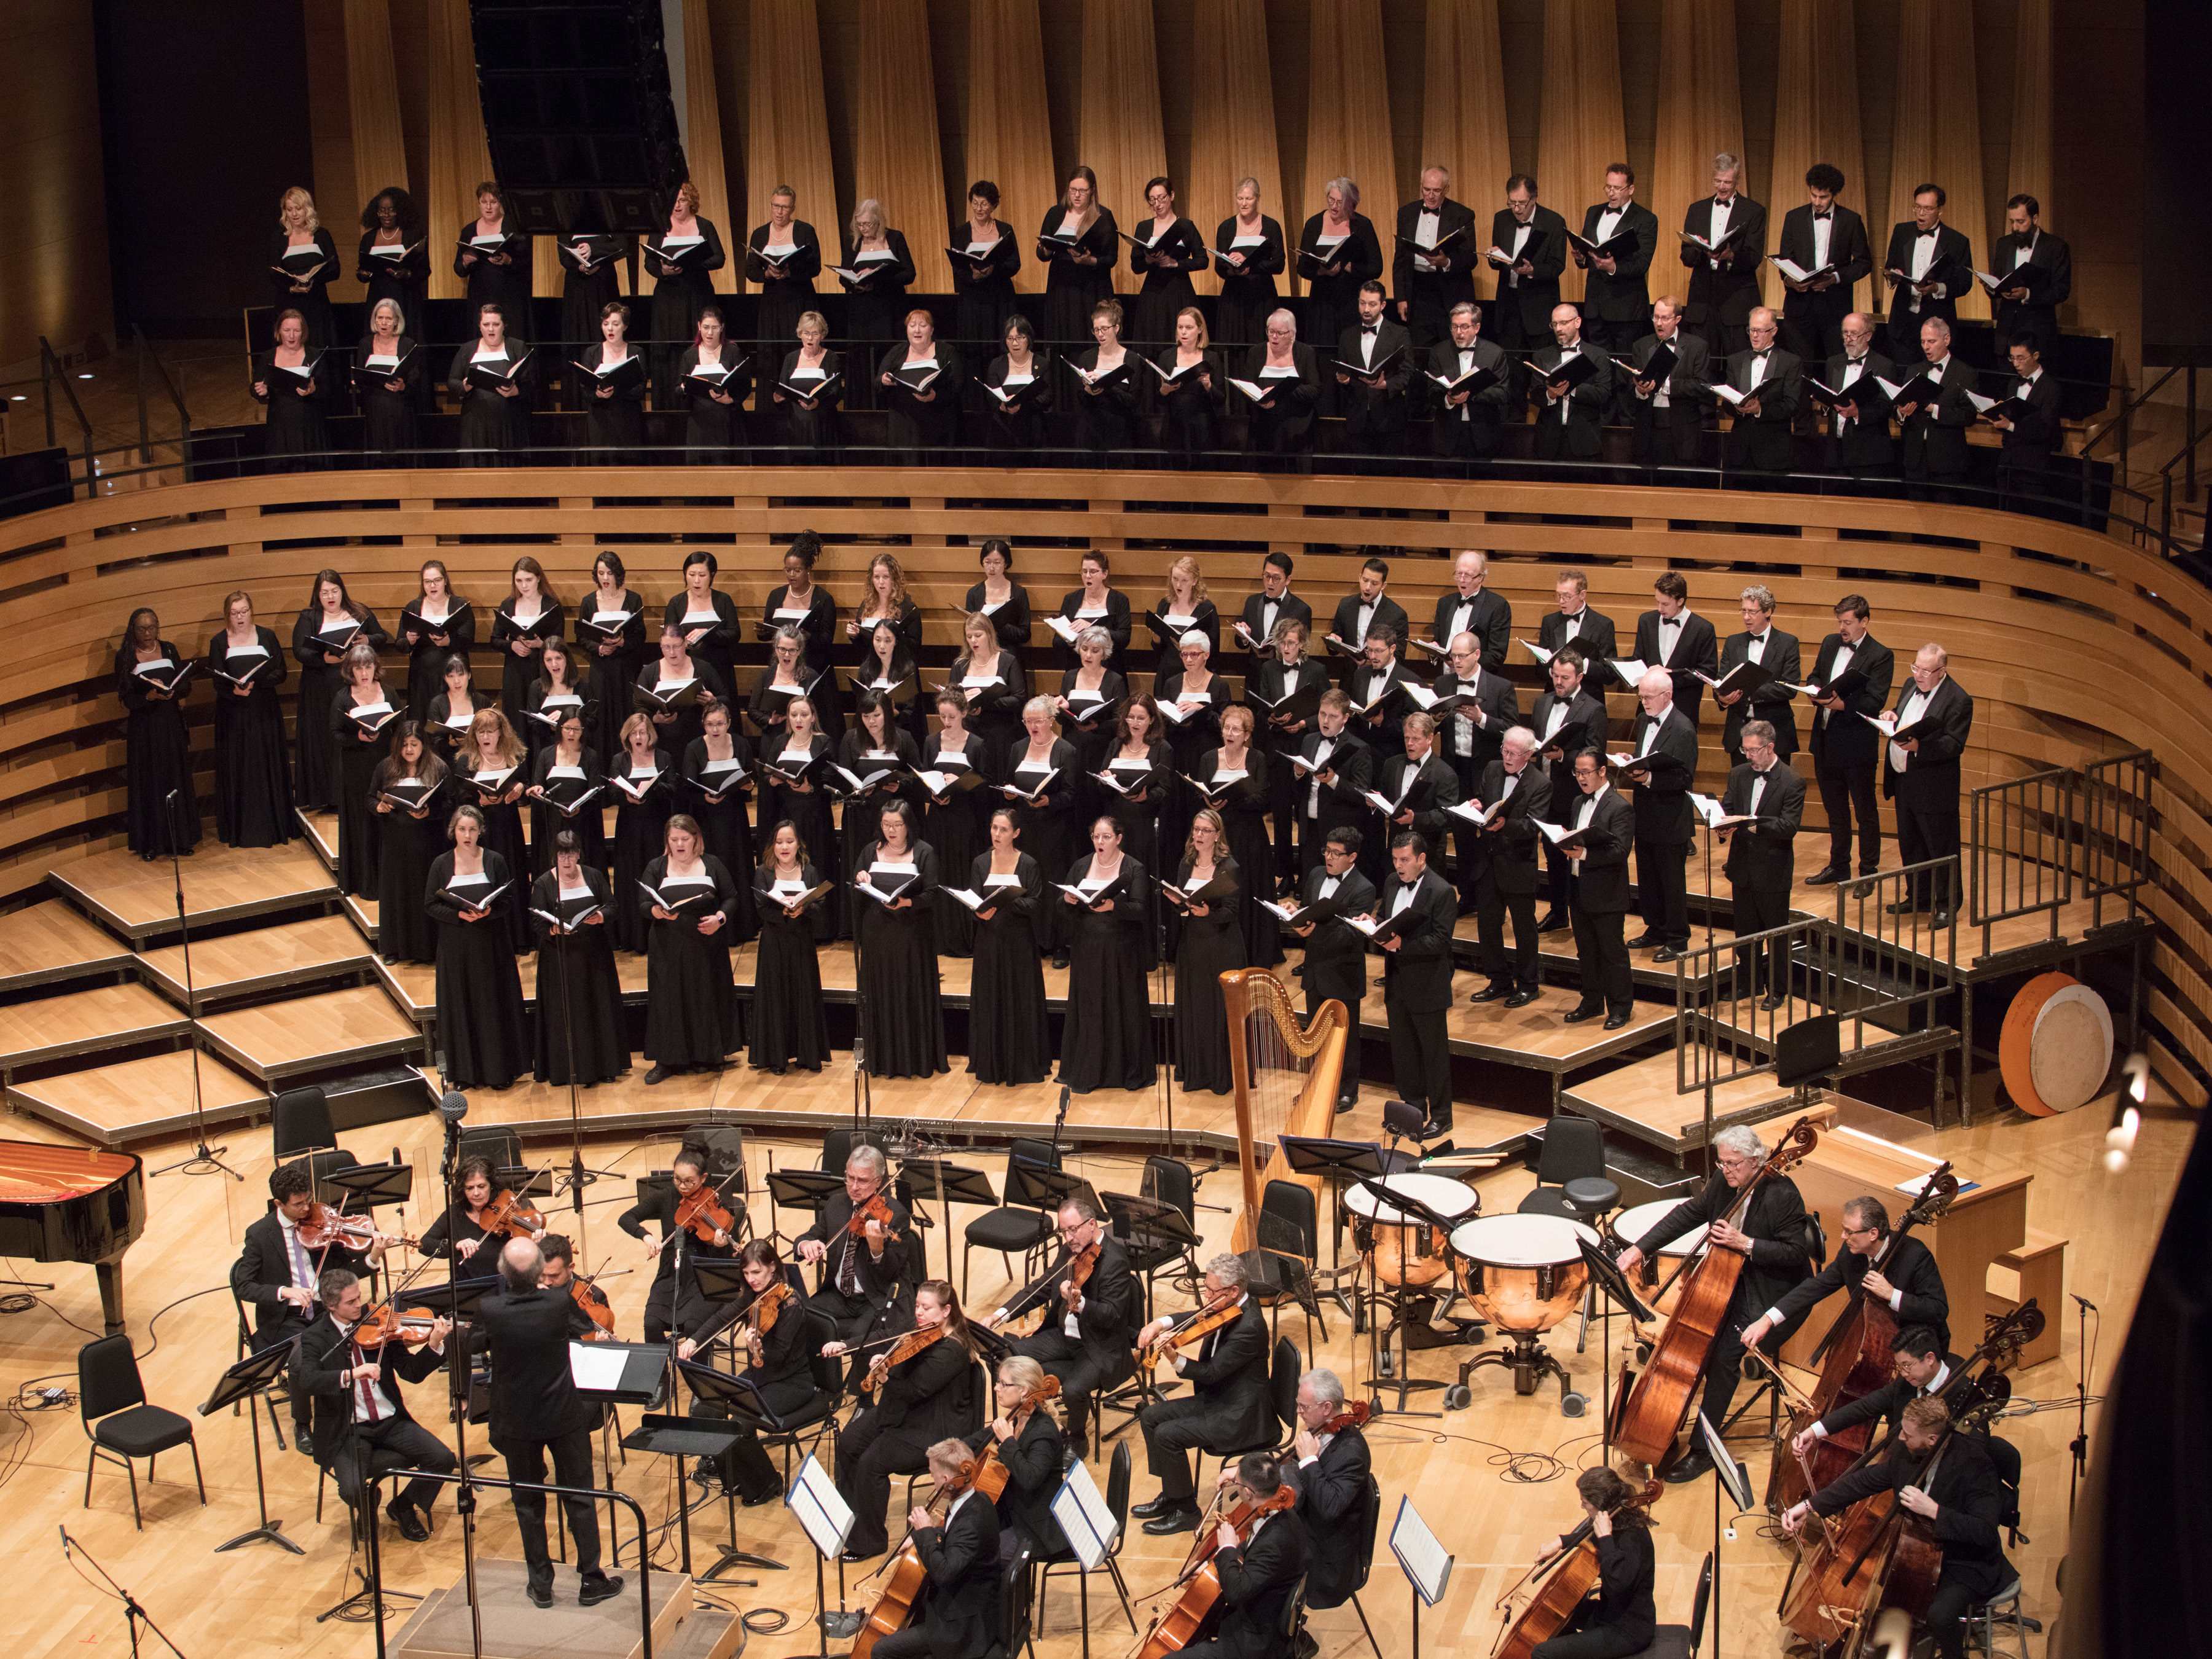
[827,1279,979,1563]
[538,1233,613,1337]
[1789,1325,1968,1461]
[420,1155,545,1264]
[963,1355,1069,1563]
[795,1146,916,1351]
[1520,1467,1656,1659]
[1183,1453,1309,1659]
[982,1197,1131,1460]
[230,1159,389,1439]
[676,1239,814,1505]
[1613,1123,1810,1485]
[871,1438,1003,1659]
[1742,1194,1951,1357]
[1782,1396,2011,1659]
[288,1268,456,1545]
[616,1145,738,1347]
[1132,1253,1273,1536]
[1284,1368,1371,1610]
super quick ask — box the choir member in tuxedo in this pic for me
[1286,1369,1371,1610]
[233,1160,385,1439]
[1575,163,1661,365]
[1057,815,1156,1095]
[1680,153,1767,358]
[1539,569,1617,678]
[251,309,329,471]
[1883,645,1974,925]
[1056,549,1132,670]
[1214,178,1287,348]
[1392,165,1478,351]
[1748,1199,1950,1363]
[1815,312,1897,479]
[577,553,646,763]
[1239,310,1321,462]
[1895,319,1980,495]
[1716,585,1802,766]
[117,607,199,859]
[555,213,624,404]
[1632,572,1720,726]
[1153,307,1226,461]
[839,198,917,408]
[454,181,531,316]
[494,556,564,722]
[675,305,751,466]
[1427,301,1513,468]
[1004,697,1080,966]
[981,315,1053,456]
[530,830,625,1084]
[1775,164,1873,364]
[747,186,822,361]
[673,1240,815,1500]
[1621,668,1701,959]
[1713,721,1804,1004]
[919,689,989,958]
[1325,554,1408,678]
[964,538,1032,655]
[371,722,444,965]
[1432,549,1513,669]
[331,642,396,898]
[268,186,339,349]
[677,697,753,916]
[609,714,674,956]
[879,308,961,463]
[356,297,424,461]
[854,799,949,1080]
[1237,552,1312,684]
[1038,166,1119,348]
[209,590,291,847]
[1429,631,1520,908]
[967,807,1052,1086]
[446,302,536,464]
[1249,616,1325,888]
[356,186,428,325]
[1373,832,1459,1139]
[952,180,1022,348]
[579,301,646,463]
[1489,175,1568,417]
[1378,716,1459,866]
[453,710,533,953]
[877,1435,1004,1650]
[963,1355,1072,1556]
[1560,752,1637,1027]
[426,805,529,1091]
[1531,304,1610,465]
[1719,306,1804,476]
[1882,184,1973,351]
[1990,194,2071,361]
[1335,280,1414,459]
[1988,334,2065,508]
[951,611,1029,764]
[399,560,473,723]
[1205,706,1279,966]
[769,533,841,688]
[1295,691,1375,876]
[1626,296,1711,466]
[1128,176,1208,347]
[1346,626,1411,768]
[1528,645,1608,930]
[1466,728,1550,1008]
[1133,1255,1273,1532]
[1287,831,1375,1105]
[826,1282,980,1561]
[750,822,833,1073]
[1070,301,1139,459]
[639,814,743,1081]
[761,697,839,941]
[1167,809,1246,1095]
[1807,626,1905,882]
[637,621,731,761]
[1296,177,1385,414]
[775,311,844,458]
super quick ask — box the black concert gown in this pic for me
[639,855,743,1067]
[748,865,832,1072]
[291,605,387,812]
[965,853,1052,1086]
[426,850,530,1091]
[369,761,442,965]
[607,750,676,956]
[330,686,396,899]
[528,867,627,1085]
[855,839,949,1080]
[208,627,291,848]
[1171,855,1246,1096]
[1057,854,1157,1094]
[117,643,200,857]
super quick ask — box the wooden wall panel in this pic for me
[1769,0,1870,317]
[1078,0,1167,298]
[1885,0,1989,321]
[2007,0,2051,257]
[0,1,112,365]
[304,0,365,304]
[681,0,737,296]
[1536,0,1625,304]
[1419,0,1513,304]
[2049,0,2138,377]
[425,0,494,302]
[743,0,838,294]
[343,0,409,219]
[1301,0,1398,297]
[1649,0,1747,313]
[1186,0,1284,299]
[853,0,951,294]
[964,0,1054,296]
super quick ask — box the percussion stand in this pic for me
[1359,1241,1443,1418]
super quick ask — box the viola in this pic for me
[975,1376,1062,1500]
[568,1275,616,1340]
[852,1457,978,1659]
[672,1179,737,1245]
[298,1201,415,1252]
[1279,1398,1370,1457]
[745,1281,795,1343]
[845,1192,904,1239]
[354,1300,441,1349]
[860,1322,948,1392]
[1133,1483,1298,1659]
[1140,1293,1240,1370]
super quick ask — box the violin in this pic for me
[1133,1483,1297,1659]
[568,1274,616,1340]
[994,1237,1102,1334]
[353,1300,442,1349]
[860,1321,948,1392]
[845,1192,904,1239]
[476,1185,546,1241]
[672,1176,738,1245]
[745,1281,794,1346]
[1140,1292,1240,1370]
[852,1456,978,1659]
[297,1201,416,1252]
[976,1375,1062,1500]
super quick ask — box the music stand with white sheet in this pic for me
[1698,1410,1752,1650]
[1389,1494,1454,1659]
[1048,1456,1139,1634]
[790,1452,860,1656]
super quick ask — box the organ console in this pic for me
[0,1140,146,1333]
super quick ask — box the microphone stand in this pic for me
[58,1529,185,1659]
[151,788,242,1181]
[2067,1293,2096,1521]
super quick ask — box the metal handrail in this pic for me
[132,326,190,468]
[1967,764,2076,961]
[2079,748,2154,932]
[37,336,95,498]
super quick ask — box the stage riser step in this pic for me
[388,1558,702,1659]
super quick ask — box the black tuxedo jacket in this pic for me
[1881,673,1973,809]
[1538,607,1617,675]
[1179,1297,1274,1453]
[1296,728,1375,837]
[1633,1169,1811,1316]
[1990,229,2072,336]
[1290,1425,1371,1609]
[1376,868,1458,1013]
[1996,370,2063,471]
[1347,659,1410,754]
[1895,356,1980,474]
[1628,329,1712,452]
[475,1284,601,1443]
[1681,194,1768,326]
[1296,863,1377,997]
[1470,759,1551,894]
[1812,1430,2011,1599]
[1432,588,1512,670]
[911,1488,1003,1659]
[1421,337,1512,435]
[1822,1349,1971,1440]
[1818,350,1897,469]
[1392,197,1478,307]
[1488,205,1569,332]
[1577,200,1660,319]
[1723,345,1805,463]
[1882,221,1974,332]
[1531,340,1612,458]
[797,1190,920,1310]
[1719,759,1805,890]
[1238,589,1312,675]
[1529,688,1607,807]
[1335,319,1415,419]
[291,1309,450,1460]
[232,1210,372,1340]
[1776,202,1873,316]
[1378,753,1459,850]
[1768,1232,1950,1353]
[1563,786,1636,914]
[1806,632,1896,771]
[1026,1234,1136,1382]
[1624,708,1700,843]
[1430,665,1519,772]
[1328,592,1410,667]
[1631,609,1720,724]
[1718,626,1802,755]
[1210,1508,1311,1659]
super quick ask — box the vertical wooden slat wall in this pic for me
[743,0,838,296]
[1769,0,1871,320]
[1303,0,1399,299]
[425,0,494,302]
[1649,0,1749,316]
[1078,0,1169,299]
[1537,0,1626,305]
[854,0,951,297]
[305,0,366,304]
[1186,0,1285,300]
[680,0,737,296]
[964,0,1056,297]
[343,0,410,241]
[1419,0,1513,305]
[1885,0,1990,321]
[2007,0,2052,254]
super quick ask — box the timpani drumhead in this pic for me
[1999,971,2114,1116]
[1449,1212,1600,1266]
[1345,1172,1481,1225]
[1613,1200,1709,1257]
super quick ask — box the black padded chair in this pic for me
[1122,1155,1201,1323]
[458,1124,524,1177]
[1517,1116,1621,1223]
[963,1137,1061,1300]
[1620,1551,1712,1659]
[1251,1179,1327,1364]
[724,1306,846,1488]
[1335,1474,1386,1657]
[1030,1440,1139,1657]
[1214,1336,1301,1470]
[272,1084,339,1160]
[79,1335,206,1530]
[820,1128,892,1174]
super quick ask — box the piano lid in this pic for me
[0,1139,146,1265]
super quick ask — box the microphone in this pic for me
[165,788,180,804]
[439,1091,469,1124]
[2070,1293,2097,1313]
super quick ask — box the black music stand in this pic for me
[1574,1238,1660,1462]
[677,1360,788,1579]
[767,1169,847,1247]
[1006,1161,1100,1217]
[1347,1175,1451,1418]
[198,1342,302,1555]
[1098,1193,1205,1424]
[694,1257,753,1311]
[1277,1135,1391,1313]
[322,1162,415,1210]
[898,1158,997,1284]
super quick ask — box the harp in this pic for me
[1221,968,1350,1252]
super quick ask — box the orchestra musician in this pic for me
[1185,1453,1311,1659]
[826,1279,980,1562]
[1526,1467,1657,1659]
[982,1198,1132,1460]
[1742,1194,1950,1357]
[963,1355,1070,1563]
[1614,1123,1811,1484]
[1285,1368,1370,1610]
[1132,1253,1272,1535]
[1787,1325,1968,1458]
[232,1159,390,1440]
[795,1146,919,1351]
[536,1233,611,1333]
[419,1154,543,1264]
[873,1438,1004,1659]
[616,1144,737,1347]
[676,1239,814,1504]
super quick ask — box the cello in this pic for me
[849,1454,977,1659]
[1129,1480,1298,1659]
[1490,1478,1663,1659]
[1609,1116,1821,1468]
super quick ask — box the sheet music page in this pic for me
[567,1342,628,1392]
[790,1453,857,1558]
[1052,1460,1120,1569]
[1390,1494,1453,1605]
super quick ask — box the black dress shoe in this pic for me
[840,1547,883,1565]
[1665,1449,1716,1484]
[386,1500,429,1542]
[1504,989,1540,1010]
[1929,908,1952,929]
[741,1488,783,1507]
[1850,879,1878,899]
[1131,1495,1179,1520]
[1051,951,1070,970]
[1142,1507,1201,1536]
[1562,1004,1605,1025]
[1885,900,1920,916]
[1418,1118,1453,1142]
[1534,909,1568,932]
[1469,984,1512,1004]
[1652,946,1686,964]
[1626,931,1665,951]
[644,1064,673,1085]
[527,1577,555,1609]
[579,1575,624,1607]
[1804,865,1844,886]
[1602,1013,1630,1030]
[1760,993,1786,1011]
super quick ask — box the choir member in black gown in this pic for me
[1166,810,1245,1095]
[555,215,624,404]
[1242,311,1322,462]
[1297,178,1386,414]
[961,539,1032,657]
[1070,302,1139,459]
[453,709,533,955]
[578,302,647,464]
[919,687,989,957]
[331,643,398,897]
[292,568,385,812]
[1038,166,1119,348]
[750,625,821,754]
[1057,816,1156,1095]
[981,316,1054,456]
[526,707,607,875]
[1054,549,1134,671]
[748,822,831,1073]
[1099,694,1171,879]
[645,181,726,402]
[837,693,924,922]
[251,310,328,472]
[1003,698,1079,965]
[493,556,564,721]
[635,622,731,759]
[759,696,838,943]
[1214,178,1287,348]
[530,830,626,1086]
[1206,705,1281,967]
[846,551,925,675]
[207,590,291,848]
[269,186,339,349]
[356,187,428,324]
[639,814,742,1083]
[578,552,649,766]
[1128,177,1207,347]
[519,636,594,772]
[1055,627,1129,830]
[447,302,536,463]
[1153,309,1226,460]
[965,807,1052,1085]
[371,722,445,965]
[680,697,757,936]
[675,305,751,465]
[426,654,487,764]
[952,181,1022,350]
[399,560,476,723]
[453,181,531,316]
[774,312,844,460]
[356,298,425,460]
[853,799,948,1079]
[853,616,924,745]
[608,714,675,955]
[877,309,962,462]
[117,607,199,858]
[426,805,529,1091]
[1150,554,1224,684]
[747,186,822,359]
[766,533,841,691]
[949,610,1029,766]
[666,548,744,694]
[840,199,917,410]
[1158,629,1233,843]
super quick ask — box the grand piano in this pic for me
[0,1140,146,1334]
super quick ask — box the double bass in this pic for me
[1490,1479,1663,1659]
[1130,1481,1298,1659]
[1609,1116,1821,1468]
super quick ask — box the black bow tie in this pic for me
[1361,326,1378,335]
[1712,198,1730,209]
[1846,355,1865,364]
[1811,211,1832,221]
[1750,633,1768,645]
[1752,350,1769,361]
[1918,227,1939,238]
